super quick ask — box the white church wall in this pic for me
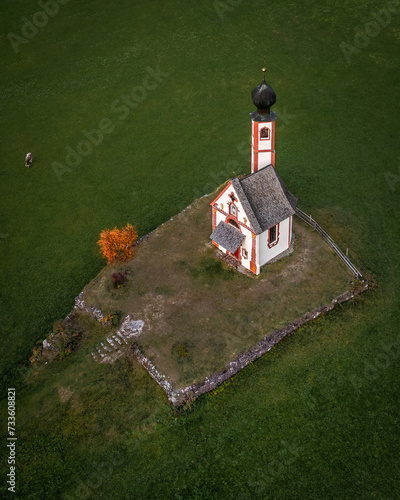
[251,120,275,172]
[239,225,253,271]
[258,217,291,268]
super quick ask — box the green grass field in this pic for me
[1,0,399,498]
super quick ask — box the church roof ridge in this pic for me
[233,165,297,233]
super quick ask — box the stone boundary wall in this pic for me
[66,292,107,323]
[61,198,369,406]
[70,283,368,406]
[133,282,369,405]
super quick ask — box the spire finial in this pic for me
[251,64,276,114]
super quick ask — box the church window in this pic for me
[230,204,237,217]
[260,127,270,139]
[242,248,248,259]
[268,224,279,247]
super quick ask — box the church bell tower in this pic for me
[250,68,277,173]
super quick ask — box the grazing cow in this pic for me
[25,152,32,167]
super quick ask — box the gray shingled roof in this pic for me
[210,221,245,253]
[232,165,297,234]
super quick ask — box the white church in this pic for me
[210,69,298,275]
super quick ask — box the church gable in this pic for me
[210,182,256,233]
[211,165,297,237]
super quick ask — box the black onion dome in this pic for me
[252,69,276,115]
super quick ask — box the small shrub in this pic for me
[111,311,121,326]
[29,320,82,366]
[111,271,128,289]
[172,342,190,360]
[101,311,121,327]
[98,223,138,264]
[176,344,189,358]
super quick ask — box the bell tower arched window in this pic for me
[260,127,270,140]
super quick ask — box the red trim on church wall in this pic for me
[236,246,242,263]
[252,121,259,173]
[253,148,274,153]
[210,181,232,207]
[212,207,217,231]
[271,121,276,167]
[250,232,257,273]
[224,216,244,265]
[225,215,241,227]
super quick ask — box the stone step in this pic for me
[107,338,118,349]
[222,253,239,268]
[100,341,112,352]
[116,332,128,344]
[112,335,122,345]
[91,328,136,362]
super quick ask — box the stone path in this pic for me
[90,315,144,364]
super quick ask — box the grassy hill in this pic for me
[0,0,399,498]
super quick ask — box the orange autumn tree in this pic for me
[97,223,138,264]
